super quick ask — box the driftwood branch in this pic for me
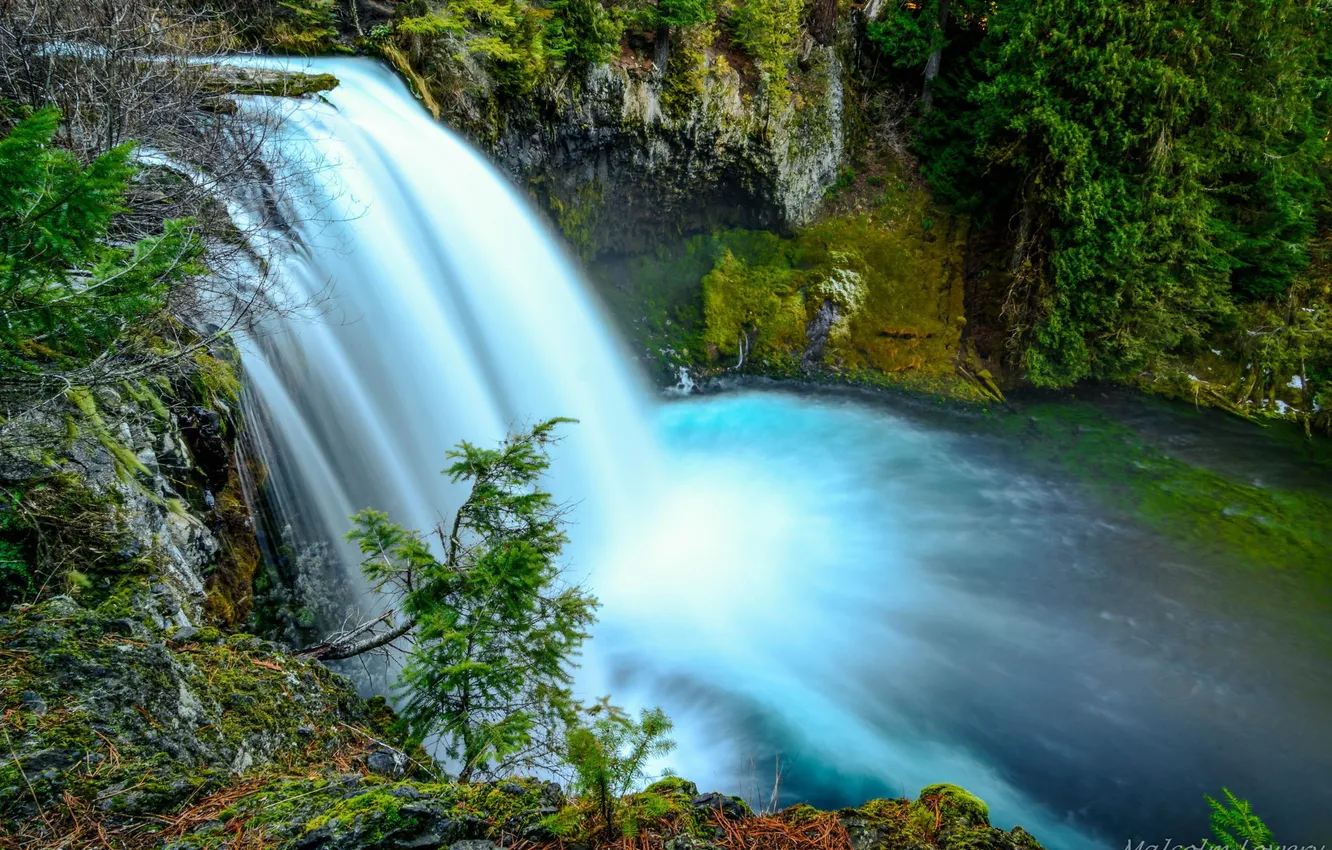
[298,612,415,661]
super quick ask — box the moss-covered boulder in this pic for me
[840,787,1044,850]
[160,776,564,850]
[203,66,340,98]
[0,592,384,836]
[590,208,986,400]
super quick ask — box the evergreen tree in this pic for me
[0,107,203,374]
[642,0,714,73]
[1205,788,1275,850]
[866,0,984,109]
[729,0,804,101]
[565,698,676,838]
[547,0,624,66]
[342,419,598,781]
[883,0,1332,386]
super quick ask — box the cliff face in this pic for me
[382,38,846,258]
[493,49,843,257]
[0,347,260,628]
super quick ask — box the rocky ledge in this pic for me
[0,588,1046,850]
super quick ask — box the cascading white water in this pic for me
[239,58,655,568]
[231,57,1332,850]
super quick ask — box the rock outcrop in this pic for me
[384,40,845,258]
[0,348,259,628]
[0,584,1049,849]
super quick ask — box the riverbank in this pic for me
[0,584,1046,850]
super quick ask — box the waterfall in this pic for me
[237,58,656,601]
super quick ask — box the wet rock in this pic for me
[366,747,407,777]
[692,791,749,820]
[803,297,840,370]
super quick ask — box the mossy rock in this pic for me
[645,775,700,798]
[913,784,989,828]
[0,591,375,828]
[202,67,340,98]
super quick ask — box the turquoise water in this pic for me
[591,388,1332,849]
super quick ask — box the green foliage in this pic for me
[893,0,1332,388]
[264,0,341,54]
[823,166,856,198]
[865,0,947,68]
[564,698,675,838]
[345,419,599,781]
[0,489,32,606]
[658,0,714,28]
[728,0,804,101]
[1206,788,1275,850]
[660,19,717,114]
[547,0,624,66]
[0,108,203,375]
[393,0,559,95]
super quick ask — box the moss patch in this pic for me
[0,594,376,836]
[590,205,982,399]
[259,0,342,55]
[0,472,135,607]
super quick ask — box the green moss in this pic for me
[0,473,136,607]
[615,784,715,840]
[191,349,241,407]
[847,797,921,845]
[644,775,698,797]
[303,786,414,839]
[702,248,807,358]
[549,181,604,260]
[591,206,981,399]
[912,784,988,827]
[66,386,151,481]
[662,24,716,117]
[261,0,341,55]
[122,379,170,422]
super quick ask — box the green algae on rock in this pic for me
[993,397,1332,631]
[591,208,985,401]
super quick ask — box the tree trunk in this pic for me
[654,24,670,74]
[920,0,950,113]
[811,0,838,46]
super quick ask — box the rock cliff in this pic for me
[380,35,846,258]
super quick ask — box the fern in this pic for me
[1206,788,1274,850]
